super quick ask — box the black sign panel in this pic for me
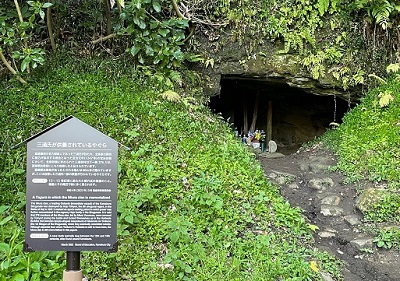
[25,117,118,252]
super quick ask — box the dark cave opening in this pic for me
[209,76,351,154]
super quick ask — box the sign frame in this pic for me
[23,116,118,253]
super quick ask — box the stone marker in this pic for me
[268,140,277,153]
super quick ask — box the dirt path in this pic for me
[257,143,400,281]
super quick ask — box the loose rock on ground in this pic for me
[257,143,400,281]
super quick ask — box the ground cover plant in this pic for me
[322,68,400,249]
[0,60,341,280]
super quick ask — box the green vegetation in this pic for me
[324,70,400,187]
[0,60,341,280]
[1,1,400,90]
[2,0,400,279]
[225,0,400,89]
[374,228,400,250]
[322,67,400,249]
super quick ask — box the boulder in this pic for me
[355,188,386,214]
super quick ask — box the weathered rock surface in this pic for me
[350,238,374,249]
[344,215,361,226]
[320,205,345,217]
[192,30,361,100]
[308,177,335,191]
[355,188,386,214]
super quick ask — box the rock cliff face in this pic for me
[192,32,361,101]
[196,31,357,148]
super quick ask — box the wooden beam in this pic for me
[243,100,248,134]
[249,90,260,132]
[267,100,272,142]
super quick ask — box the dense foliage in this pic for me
[223,0,400,89]
[0,60,341,280]
[1,0,400,89]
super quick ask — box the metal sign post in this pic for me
[22,116,119,279]
[63,252,82,281]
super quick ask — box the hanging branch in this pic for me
[91,0,226,45]
[0,51,27,84]
[171,0,228,26]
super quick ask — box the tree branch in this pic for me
[104,0,113,35]
[91,33,116,44]
[0,51,27,84]
[171,0,186,19]
[13,0,24,23]
[14,0,30,73]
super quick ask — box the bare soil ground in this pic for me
[257,143,400,281]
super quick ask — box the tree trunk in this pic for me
[47,5,56,51]
[104,0,112,35]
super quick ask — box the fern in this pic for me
[160,90,181,102]
[317,0,330,16]
[386,63,400,73]
[378,91,394,107]
[368,73,387,84]
[369,0,395,30]
[302,50,327,79]
[330,0,340,11]
[317,0,340,16]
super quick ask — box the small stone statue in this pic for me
[268,140,277,153]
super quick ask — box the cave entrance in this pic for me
[209,76,350,154]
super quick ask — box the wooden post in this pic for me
[249,91,260,133]
[63,252,82,281]
[267,100,273,143]
[243,101,248,134]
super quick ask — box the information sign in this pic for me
[24,116,118,252]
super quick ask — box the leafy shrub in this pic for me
[0,206,64,280]
[373,227,400,250]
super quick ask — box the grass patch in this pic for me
[323,77,400,186]
[0,61,340,280]
[321,74,400,248]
